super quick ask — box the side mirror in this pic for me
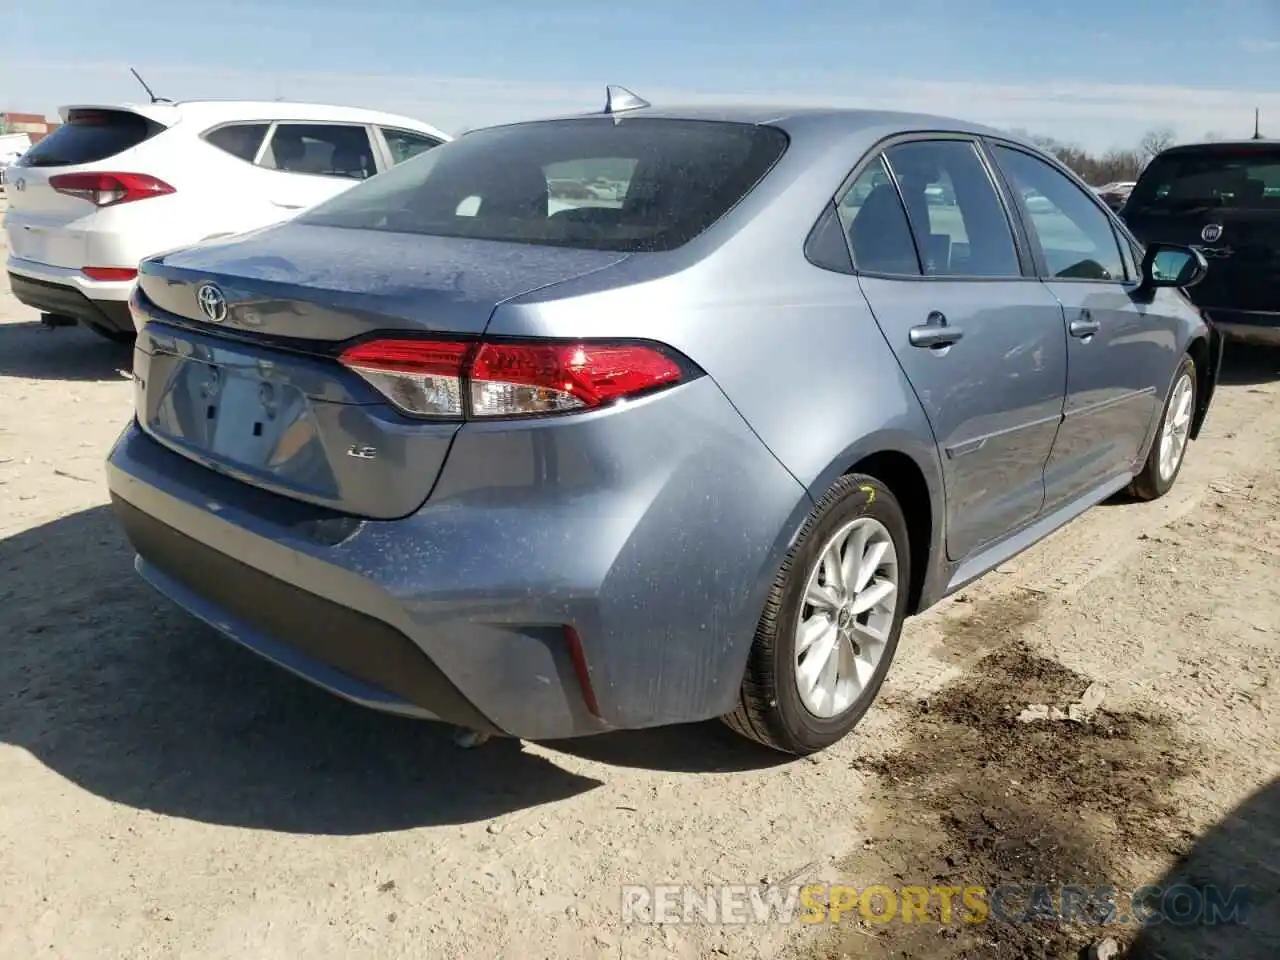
[1141,242,1208,291]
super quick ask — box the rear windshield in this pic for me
[18,109,165,168]
[1128,146,1280,213]
[298,118,789,252]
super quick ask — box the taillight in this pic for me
[338,338,691,419]
[339,340,471,418]
[49,172,175,207]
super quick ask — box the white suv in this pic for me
[3,100,450,341]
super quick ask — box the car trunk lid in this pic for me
[132,222,628,519]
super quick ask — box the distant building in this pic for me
[1,111,61,143]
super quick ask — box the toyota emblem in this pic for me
[1201,223,1223,243]
[196,283,228,323]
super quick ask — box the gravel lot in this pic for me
[1,198,1276,959]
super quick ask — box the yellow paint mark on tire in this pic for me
[860,484,876,503]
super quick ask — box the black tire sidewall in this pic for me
[1145,356,1197,495]
[767,476,912,751]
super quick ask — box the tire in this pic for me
[723,473,911,756]
[1129,354,1196,502]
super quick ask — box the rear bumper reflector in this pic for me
[82,267,138,282]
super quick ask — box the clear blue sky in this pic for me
[2,0,1278,150]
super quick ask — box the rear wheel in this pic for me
[723,474,910,756]
[1130,355,1195,501]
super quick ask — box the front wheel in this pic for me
[1130,355,1196,501]
[723,474,911,756]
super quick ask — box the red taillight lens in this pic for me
[338,338,689,419]
[470,341,683,416]
[81,267,138,282]
[339,339,471,418]
[49,172,175,207]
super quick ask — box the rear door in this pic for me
[3,106,171,268]
[849,136,1069,561]
[990,141,1174,507]
[1122,143,1280,313]
[255,122,378,215]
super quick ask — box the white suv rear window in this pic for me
[18,109,164,168]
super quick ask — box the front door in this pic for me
[842,138,1069,561]
[989,142,1176,507]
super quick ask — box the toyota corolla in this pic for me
[106,89,1220,755]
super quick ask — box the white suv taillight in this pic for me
[49,172,175,207]
[338,337,692,419]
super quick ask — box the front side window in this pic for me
[992,144,1127,281]
[883,139,1021,278]
[298,118,789,253]
[260,123,376,180]
[380,127,442,166]
[837,155,921,276]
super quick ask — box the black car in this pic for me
[1122,141,1280,346]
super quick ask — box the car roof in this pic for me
[1156,139,1279,156]
[481,102,1018,143]
[57,99,451,139]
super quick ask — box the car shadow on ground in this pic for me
[0,505,605,834]
[1127,777,1278,959]
[547,719,790,773]
[0,320,132,382]
[1216,342,1280,386]
[0,505,784,834]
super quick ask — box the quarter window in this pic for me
[380,127,442,165]
[204,123,270,163]
[837,155,921,276]
[991,144,1127,282]
[883,140,1022,278]
[260,123,377,180]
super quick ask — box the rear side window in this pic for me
[17,109,164,168]
[837,155,921,275]
[883,140,1021,278]
[204,123,269,162]
[380,127,442,165]
[261,123,377,180]
[1129,147,1280,212]
[298,118,789,253]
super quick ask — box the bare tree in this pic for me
[1139,127,1177,162]
[1100,148,1144,182]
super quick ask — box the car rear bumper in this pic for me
[8,264,134,334]
[7,254,135,302]
[105,384,810,740]
[1206,308,1280,347]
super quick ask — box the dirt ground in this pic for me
[0,196,1277,960]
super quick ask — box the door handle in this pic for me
[1069,311,1100,339]
[909,311,964,349]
